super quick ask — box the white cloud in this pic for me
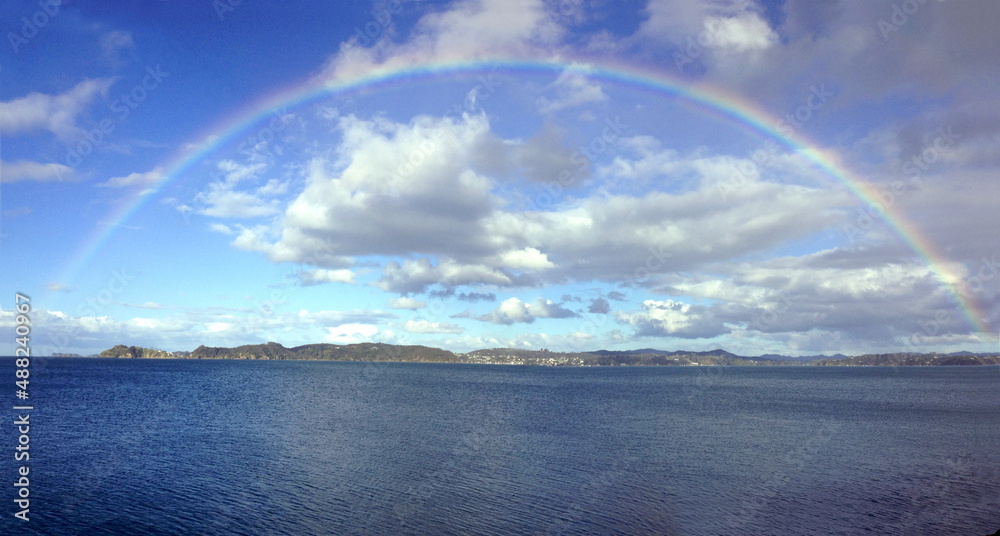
[236,114,850,293]
[209,223,234,234]
[615,299,721,338]
[324,323,379,343]
[388,297,427,310]
[206,322,232,333]
[645,250,982,343]
[494,248,554,270]
[701,13,777,52]
[296,268,356,286]
[521,184,845,282]
[376,258,517,294]
[217,159,266,183]
[249,113,505,265]
[0,78,115,140]
[638,0,777,48]
[98,167,164,188]
[297,308,397,326]
[257,179,288,196]
[402,319,464,334]
[476,297,578,325]
[510,122,585,184]
[536,66,608,113]
[195,181,280,218]
[1,160,74,183]
[320,0,562,83]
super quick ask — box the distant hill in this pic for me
[98,345,178,359]
[189,342,460,363]
[760,353,848,362]
[585,349,787,366]
[814,353,1000,367]
[86,343,1000,367]
[590,348,746,359]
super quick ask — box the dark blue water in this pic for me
[1,358,997,535]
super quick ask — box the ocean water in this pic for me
[1,358,998,535]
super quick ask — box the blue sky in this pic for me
[2,0,998,356]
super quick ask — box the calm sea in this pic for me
[1,358,997,535]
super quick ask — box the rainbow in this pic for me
[53,58,991,337]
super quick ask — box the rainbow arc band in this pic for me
[52,58,990,337]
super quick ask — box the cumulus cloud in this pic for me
[190,158,286,219]
[523,185,845,283]
[250,114,503,262]
[217,160,266,183]
[324,323,380,343]
[510,123,587,184]
[376,258,518,294]
[295,268,356,286]
[195,181,281,218]
[321,0,562,83]
[646,249,982,344]
[639,0,776,50]
[0,79,115,140]
[476,297,578,325]
[388,297,427,310]
[234,111,850,295]
[618,299,691,334]
[402,319,464,334]
[655,0,1000,119]
[700,12,777,52]
[615,299,727,339]
[588,297,610,314]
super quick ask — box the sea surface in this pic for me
[1,358,998,535]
